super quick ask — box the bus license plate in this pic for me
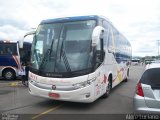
[48,93,60,99]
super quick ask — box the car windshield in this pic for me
[30,20,96,77]
[132,60,139,62]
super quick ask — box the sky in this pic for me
[0,0,160,57]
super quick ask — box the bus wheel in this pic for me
[124,69,129,82]
[102,78,112,98]
[3,69,16,80]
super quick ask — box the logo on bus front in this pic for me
[52,85,56,90]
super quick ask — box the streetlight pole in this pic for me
[158,40,160,57]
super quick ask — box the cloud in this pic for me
[37,0,70,12]
[0,18,29,30]
[0,25,27,41]
[0,0,160,56]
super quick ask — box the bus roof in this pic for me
[0,40,17,43]
[0,40,31,44]
[41,15,100,24]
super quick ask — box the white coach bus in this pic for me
[20,15,132,103]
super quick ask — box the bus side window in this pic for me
[7,47,12,54]
[108,28,113,53]
[0,51,3,55]
[0,44,3,55]
[102,20,109,48]
[0,50,3,55]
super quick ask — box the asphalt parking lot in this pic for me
[0,65,145,120]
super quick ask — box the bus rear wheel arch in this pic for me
[102,74,112,98]
[124,69,129,82]
[2,68,16,80]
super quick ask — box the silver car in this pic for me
[134,63,160,113]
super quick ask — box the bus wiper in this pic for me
[49,38,54,58]
[39,38,55,72]
[59,41,71,72]
[39,49,50,72]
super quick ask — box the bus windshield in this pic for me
[30,20,96,77]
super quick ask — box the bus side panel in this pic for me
[103,22,131,88]
[88,63,108,100]
[0,55,19,77]
[0,55,18,68]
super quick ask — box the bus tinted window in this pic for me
[102,21,109,47]
[0,43,17,55]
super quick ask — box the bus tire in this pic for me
[3,69,16,80]
[124,69,129,82]
[102,76,112,98]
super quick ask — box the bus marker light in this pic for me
[85,93,90,98]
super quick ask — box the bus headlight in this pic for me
[72,78,96,89]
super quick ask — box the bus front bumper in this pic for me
[28,81,95,103]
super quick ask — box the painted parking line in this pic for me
[0,81,22,88]
[10,82,19,86]
[32,104,64,120]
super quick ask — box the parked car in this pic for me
[151,60,160,64]
[131,59,140,65]
[133,63,160,113]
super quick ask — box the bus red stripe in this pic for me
[12,56,20,69]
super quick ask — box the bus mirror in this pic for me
[19,31,36,48]
[108,47,114,53]
[19,36,24,48]
[24,31,36,38]
[108,48,112,53]
[92,26,104,47]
